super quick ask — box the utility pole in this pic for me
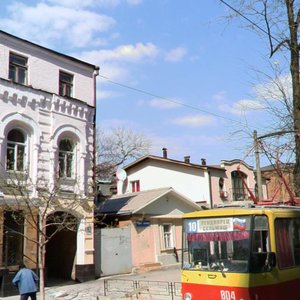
[253,130,263,201]
[253,130,295,201]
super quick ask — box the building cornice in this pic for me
[0,78,95,123]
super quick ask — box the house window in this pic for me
[131,180,140,192]
[9,53,27,84]
[2,210,24,266]
[6,129,26,172]
[59,139,75,178]
[231,171,247,201]
[162,223,174,249]
[59,71,73,97]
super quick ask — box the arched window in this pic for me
[231,171,247,201]
[58,139,75,178]
[6,129,26,171]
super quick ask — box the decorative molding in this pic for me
[0,81,94,122]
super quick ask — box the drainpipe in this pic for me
[208,171,213,209]
[91,66,99,277]
[93,66,100,199]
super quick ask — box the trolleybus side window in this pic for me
[275,218,300,268]
[252,215,269,253]
[250,215,271,273]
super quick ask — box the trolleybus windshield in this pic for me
[182,216,266,273]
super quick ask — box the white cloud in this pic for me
[233,100,265,112]
[148,132,225,163]
[172,115,214,127]
[219,99,265,115]
[79,43,158,64]
[213,90,227,101]
[1,2,116,48]
[165,47,187,62]
[76,43,159,80]
[254,74,292,102]
[148,98,181,109]
[46,0,142,8]
[126,0,143,4]
[98,63,129,81]
[97,89,121,100]
[46,0,102,8]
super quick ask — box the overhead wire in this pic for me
[218,1,297,144]
[99,74,256,130]
[99,1,292,139]
[219,0,290,51]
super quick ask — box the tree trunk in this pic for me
[38,216,46,300]
[286,1,300,196]
[39,245,45,300]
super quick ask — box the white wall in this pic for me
[0,32,97,270]
[120,160,211,204]
[0,31,97,106]
[0,32,96,197]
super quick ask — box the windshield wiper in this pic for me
[210,261,226,277]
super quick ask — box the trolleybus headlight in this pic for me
[184,292,192,300]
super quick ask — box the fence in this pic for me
[104,278,181,299]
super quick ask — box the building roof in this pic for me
[221,159,254,170]
[97,187,200,215]
[260,163,294,172]
[123,155,224,172]
[0,30,99,71]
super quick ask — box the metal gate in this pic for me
[94,227,132,277]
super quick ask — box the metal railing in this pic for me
[104,278,181,299]
[229,188,255,201]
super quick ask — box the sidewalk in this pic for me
[4,264,181,300]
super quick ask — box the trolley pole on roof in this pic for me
[253,130,263,201]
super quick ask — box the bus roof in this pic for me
[183,204,300,219]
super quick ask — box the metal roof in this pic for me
[96,187,200,215]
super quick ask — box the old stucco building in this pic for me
[0,30,98,285]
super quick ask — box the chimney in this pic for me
[201,158,206,165]
[184,156,190,163]
[162,147,168,158]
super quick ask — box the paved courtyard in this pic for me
[5,264,181,300]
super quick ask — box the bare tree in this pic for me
[0,169,93,300]
[222,0,300,195]
[96,126,151,180]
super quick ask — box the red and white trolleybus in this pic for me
[181,204,300,300]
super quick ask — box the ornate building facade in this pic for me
[0,30,98,285]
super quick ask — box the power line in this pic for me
[99,2,289,132]
[99,74,249,127]
[219,0,289,50]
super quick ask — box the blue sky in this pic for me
[0,0,283,167]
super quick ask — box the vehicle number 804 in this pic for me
[220,290,236,300]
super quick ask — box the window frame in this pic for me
[2,210,24,266]
[6,128,27,172]
[161,223,175,250]
[131,180,140,193]
[59,71,73,97]
[9,52,28,85]
[231,170,247,201]
[58,138,75,179]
